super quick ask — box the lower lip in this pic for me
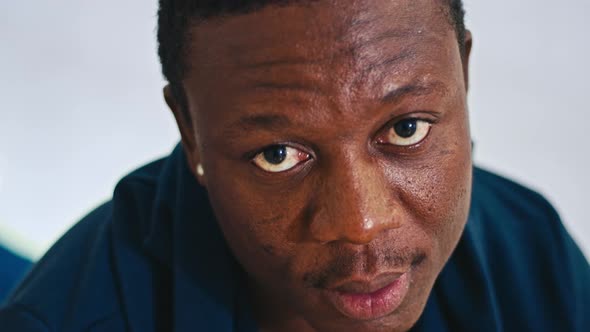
[325,273,410,321]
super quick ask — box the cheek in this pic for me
[204,172,303,281]
[392,138,472,260]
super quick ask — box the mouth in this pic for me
[323,271,411,321]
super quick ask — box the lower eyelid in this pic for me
[376,120,432,146]
[252,147,310,173]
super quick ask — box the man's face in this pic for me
[175,0,472,331]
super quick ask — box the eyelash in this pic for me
[247,113,438,173]
[246,142,313,173]
[376,117,436,148]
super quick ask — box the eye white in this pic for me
[386,119,432,146]
[253,146,307,173]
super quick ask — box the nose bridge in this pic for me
[309,154,399,244]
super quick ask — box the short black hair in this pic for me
[157,0,466,118]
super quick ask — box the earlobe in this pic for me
[164,85,205,184]
[196,164,205,177]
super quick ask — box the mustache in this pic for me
[303,246,426,289]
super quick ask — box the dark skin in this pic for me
[165,0,473,331]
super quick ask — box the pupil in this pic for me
[394,119,417,138]
[263,146,287,165]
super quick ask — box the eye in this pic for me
[380,118,432,146]
[252,145,311,173]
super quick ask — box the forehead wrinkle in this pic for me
[192,1,431,93]
[235,62,329,98]
[339,27,423,58]
[236,54,327,70]
[226,10,423,72]
[249,81,325,96]
[333,0,429,57]
[348,48,417,93]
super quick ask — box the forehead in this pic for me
[187,0,453,70]
[183,0,460,129]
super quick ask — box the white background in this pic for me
[0,0,588,260]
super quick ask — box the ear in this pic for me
[462,30,473,92]
[164,85,205,185]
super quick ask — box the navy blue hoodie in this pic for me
[1,145,588,331]
[0,246,30,301]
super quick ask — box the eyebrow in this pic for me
[225,114,294,139]
[380,81,444,103]
[223,81,443,139]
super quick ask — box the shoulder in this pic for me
[469,166,590,330]
[472,166,557,219]
[470,166,574,248]
[0,246,31,301]
[0,158,167,332]
[0,202,118,331]
[470,167,583,260]
[471,166,588,270]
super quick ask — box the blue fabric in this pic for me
[0,245,31,302]
[0,145,588,331]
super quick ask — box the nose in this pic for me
[308,157,403,245]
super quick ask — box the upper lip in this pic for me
[328,271,406,294]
